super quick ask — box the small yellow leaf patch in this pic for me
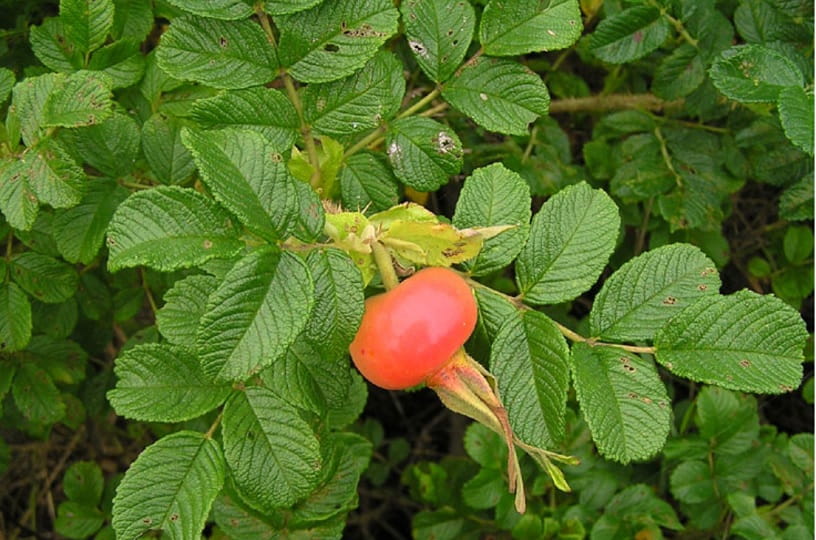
[380,220,483,266]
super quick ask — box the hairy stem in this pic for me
[549,93,683,114]
[371,241,400,290]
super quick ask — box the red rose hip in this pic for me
[349,267,477,390]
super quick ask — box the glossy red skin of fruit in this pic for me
[349,267,478,390]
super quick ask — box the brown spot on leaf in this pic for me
[202,239,213,249]
[662,296,677,305]
[739,359,751,368]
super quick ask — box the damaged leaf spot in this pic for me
[433,132,456,154]
[202,239,213,249]
[219,36,228,47]
[409,40,428,57]
[324,43,339,52]
[662,296,677,305]
[479,92,488,101]
[739,359,751,368]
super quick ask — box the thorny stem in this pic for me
[371,240,400,290]
[256,6,322,189]
[549,93,683,114]
[463,275,657,355]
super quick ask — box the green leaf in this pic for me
[779,175,814,221]
[108,343,232,422]
[603,484,683,530]
[0,157,40,231]
[479,0,583,56]
[670,460,715,504]
[695,386,759,456]
[734,0,811,44]
[303,50,404,137]
[190,87,299,149]
[516,182,620,305]
[32,298,78,339]
[10,252,78,303]
[87,39,146,89]
[12,362,65,424]
[277,0,399,83]
[106,186,243,272]
[291,179,326,242]
[12,72,61,146]
[590,6,670,64]
[222,386,321,509]
[572,344,671,463]
[62,112,141,177]
[156,274,219,347]
[385,116,463,191]
[462,467,505,509]
[0,282,31,352]
[181,127,299,241]
[0,68,13,104]
[265,0,323,16]
[464,422,506,469]
[54,501,105,539]
[156,15,278,89]
[163,0,254,20]
[401,0,475,83]
[442,57,549,135]
[709,44,804,104]
[141,112,196,185]
[61,0,115,55]
[452,163,532,276]
[490,310,570,447]
[43,71,113,128]
[63,461,104,505]
[27,336,87,386]
[778,86,814,156]
[302,249,365,358]
[652,44,706,100]
[655,290,808,394]
[21,139,86,209]
[29,18,84,73]
[112,0,154,42]
[287,432,372,525]
[590,244,721,341]
[53,179,129,264]
[112,431,225,540]
[197,248,314,382]
[261,339,354,418]
[338,151,400,213]
[783,226,813,264]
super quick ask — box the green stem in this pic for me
[256,6,322,189]
[397,87,441,119]
[634,197,654,256]
[654,126,683,187]
[549,93,681,114]
[205,410,223,439]
[464,276,657,355]
[371,241,400,290]
[655,4,699,48]
[344,129,385,158]
[522,125,538,163]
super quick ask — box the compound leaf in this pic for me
[197,248,314,382]
[277,0,399,83]
[709,44,804,103]
[29,18,83,72]
[590,244,721,341]
[590,5,670,64]
[655,290,808,394]
[452,163,531,276]
[303,50,404,137]
[190,87,299,149]
[572,344,671,463]
[385,116,463,191]
[163,0,254,20]
[490,310,570,447]
[182,127,299,242]
[156,274,220,347]
[112,432,225,540]
[12,363,65,424]
[106,186,243,272]
[53,179,129,264]
[778,85,814,156]
[222,386,321,509]
[0,282,32,352]
[10,252,78,304]
[156,15,277,89]
[401,0,475,83]
[442,57,549,135]
[108,343,232,422]
[61,0,115,55]
[338,151,400,213]
[516,182,620,305]
[479,0,583,56]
